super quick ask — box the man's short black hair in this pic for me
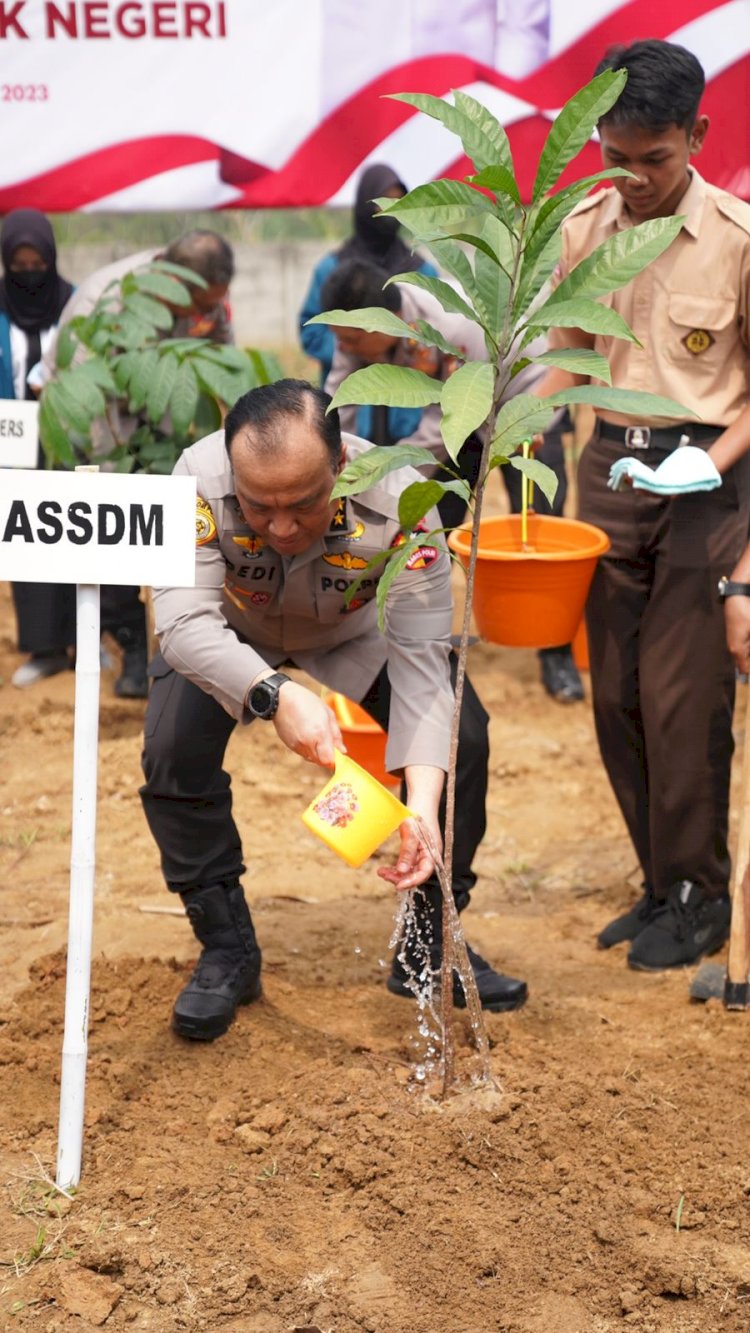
[162,229,235,286]
[224,379,342,471]
[595,39,705,133]
[320,259,401,314]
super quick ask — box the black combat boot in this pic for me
[387,884,527,1013]
[113,625,149,699]
[173,881,262,1040]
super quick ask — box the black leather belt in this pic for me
[596,421,722,451]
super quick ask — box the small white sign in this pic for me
[0,470,197,586]
[0,400,40,469]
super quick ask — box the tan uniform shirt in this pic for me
[325,282,546,466]
[548,169,750,428]
[152,431,455,774]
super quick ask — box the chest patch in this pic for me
[682,328,715,356]
[323,550,369,571]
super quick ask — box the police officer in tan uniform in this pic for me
[141,379,527,1040]
[540,40,750,972]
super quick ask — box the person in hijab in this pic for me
[0,209,76,688]
[298,163,438,388]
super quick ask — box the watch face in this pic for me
[250,683,274,717]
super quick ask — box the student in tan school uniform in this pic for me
[539,39,750,973]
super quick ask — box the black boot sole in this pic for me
[171,977,262,1041]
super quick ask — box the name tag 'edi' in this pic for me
[0,470,197,587]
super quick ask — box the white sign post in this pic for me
[0,467,196,1190]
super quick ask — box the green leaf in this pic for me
[513,230,561,321]
[193,392,223,435]
[58,364,105,419]
[489,394,555,460]
[169,359,200,437]
[39,389,76,467]
[440,362,494,462]
[524,297,640,345]
[472,217,513,339]
[548,215,684,307]
[123,290,174,331]
[546,386,697,420]
[55,323,77,371]
[527,347,612,383]
[149,259,208,288]
[113,311,160,350]
[146,351,179,424]
[77,357,117,394]
[398,479,469,531]
[508,454,559,507]
[127,348,160,412]
[388,89,513,174]
[331,443,437,499]
[247,348,284,385]
[533,68,627,201]
[112,349,141,395]
[468,164,521,205]
[193,343,253,371]
[133,271,192,306]
[375,180,495,240]
[194,357,246,408]
[328,365,443,413]
[308,306,462,357]
[386,270,481,326]
[525,168,634,258]
[55,380,96,434]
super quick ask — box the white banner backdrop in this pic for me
[0,0,747,209]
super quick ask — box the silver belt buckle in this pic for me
[625,425,651,450]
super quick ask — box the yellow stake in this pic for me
[521,439,534,549]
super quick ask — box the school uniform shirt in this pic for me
[152,431,455,775]
[548,169,750,427]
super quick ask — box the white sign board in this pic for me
[0,470,197,586]
[0,400,39,468]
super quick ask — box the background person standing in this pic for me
[0,209,75,689]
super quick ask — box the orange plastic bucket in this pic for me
[448,513,610,649]
[324,692,396,788]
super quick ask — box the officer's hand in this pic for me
[273,682,345,768]
[725,596,750,675]
[377,816,440,891]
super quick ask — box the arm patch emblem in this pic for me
[196,497,217,546]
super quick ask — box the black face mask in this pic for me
[7,270,49,296]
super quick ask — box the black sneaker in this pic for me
[388,942,527,1013]
[627,880,730,972]
[539,645,584,703]
[597,888,657,949]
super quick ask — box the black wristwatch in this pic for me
[246,672,291,720]
[718,577,750,600]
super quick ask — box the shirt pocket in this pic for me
[666,292,736,372]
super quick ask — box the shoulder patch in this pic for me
[196,496,217,546]
[714,193,750,239]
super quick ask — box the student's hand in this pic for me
[273,682,345,767]
[725,596,750,675]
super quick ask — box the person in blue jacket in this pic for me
[298,163,438,443]
[0,209,75,688]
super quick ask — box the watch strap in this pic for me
[719,578,750,599]
[246,671,291,718]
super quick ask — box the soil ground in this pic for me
[2,568,750,1333]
